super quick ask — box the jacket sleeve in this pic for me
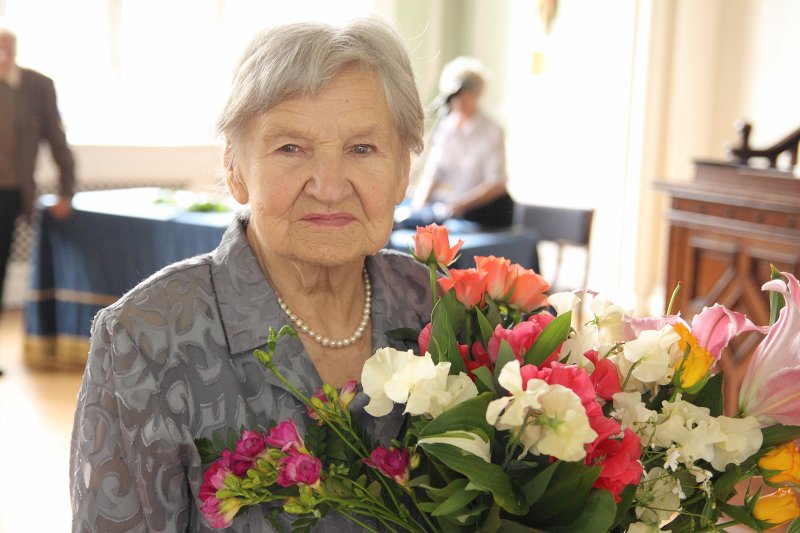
[70,310,189,533]
[39,77,75,198]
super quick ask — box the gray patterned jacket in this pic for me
[70,218,433,532]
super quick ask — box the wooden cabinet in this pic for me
[655,160,800,361]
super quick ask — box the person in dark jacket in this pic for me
[0,27,75,309]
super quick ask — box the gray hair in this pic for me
[217,18,424,154]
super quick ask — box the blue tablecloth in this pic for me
[23,188,538,368]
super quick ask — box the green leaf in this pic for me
[496,521,544,532]
[524,311,571,366]
[527,461,601,524]
[475,307,494,346]
[611,484,636,529]
[479,503,502,532]
[431,290,467,373]
[545,489,617,533]
[419,393,495,440]
[717,501,759,529]
[786,518,800,533]
[690,372,724,417]
[521,460,560,506]
[493,340,516,384]
[471,366,497,395]
[769,266,786,326]
[426,478,469,501]
[419,443,525,515]
[761,424,800,450]
[432,488,481,516]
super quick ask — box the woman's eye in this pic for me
[352,144,374,155]
[278,144,301,154]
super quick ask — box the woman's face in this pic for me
[228,66,410,268]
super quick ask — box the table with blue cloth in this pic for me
[24,188,539,369]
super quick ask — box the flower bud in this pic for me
[338,380,358,410]
[759,441,800,486]
[671,323,713,392]
[753,488,800,528]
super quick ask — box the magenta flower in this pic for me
[276,452,322,488]
[739,273,800,426]
[201,495,242,529]
[266,419,306,453]
[363,446,409,485]
[200,450,234,501]
[229,430,268,475]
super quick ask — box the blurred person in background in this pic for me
[0,26,75,312]
[409,56,513,228]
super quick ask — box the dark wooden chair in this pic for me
[512,203,594,298]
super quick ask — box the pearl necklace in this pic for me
[276,267,371,349]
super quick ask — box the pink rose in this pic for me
[266,420,305,453]
[230,430,267,474]
[363,446,410,485]
[418,323,432,355]
[276,452,322,488]
[487,313,561,364]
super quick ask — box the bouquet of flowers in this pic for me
[197,224,800,532]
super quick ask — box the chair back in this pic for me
[512,204,595,322]
[512,204,593,246]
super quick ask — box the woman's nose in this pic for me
[304,151,352,204]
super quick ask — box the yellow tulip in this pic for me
[759,441,800,486]
[672,323,714,391]
[753,488,800,528]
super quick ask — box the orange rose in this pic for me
[475,255,516,301]
[439,268,487,309]
[413,224,463,267]
[508,264,550,312]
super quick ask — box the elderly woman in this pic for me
[70,19,431,532]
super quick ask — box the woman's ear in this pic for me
[224,141,249,204]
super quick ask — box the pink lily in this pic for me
[738,273,800,426]
[624,304,763,360]
[690,304,766,360]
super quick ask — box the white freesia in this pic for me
[486,361,596,461]
[559,326,597,368]
[626,522,662,533]
[417,431,491,462]
[710,415,763,470]
[524,385,597,461]
[385,352,439,405]
[618,325,681,390]
[548,291,581,316]
[635,467,680,526]
[590,292,628,343]
[485,360,548,429]
[612,391,658,446]
[654,398,721,468]
[406,365,479,418]
[362,348,419,416]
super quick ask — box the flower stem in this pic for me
[429,263,439,304]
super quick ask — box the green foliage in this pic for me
[524,311,572,366]
[688,371,724,417]
[769,265,786,326]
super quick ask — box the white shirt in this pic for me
[423,110,508,204]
